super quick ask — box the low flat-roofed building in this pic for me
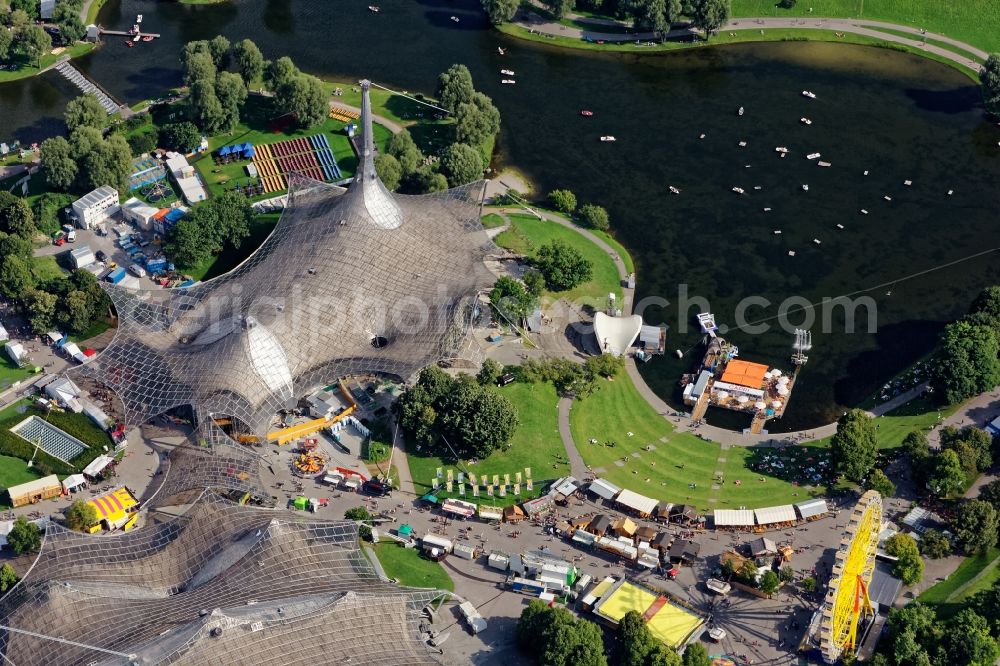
[588,478,621,501]
[754,505,797,526]
[69,245,96,269]
[6,475,62,508]
[121,197,160,230]
[795,498,829,520]
[714,508,755,528]
[615,488,658,517]
[72,186,119,230]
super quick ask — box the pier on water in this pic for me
[53,61,123,115]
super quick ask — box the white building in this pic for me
[69,245,96,269]
[165,153,208,204]
[72,186,120,230]
[4,342,27,367]
[121,197,160,231]
[45,376,83,412]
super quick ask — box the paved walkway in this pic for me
[329,100,405,134]
[514,5,986,72]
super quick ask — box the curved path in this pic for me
[513,6,986,73]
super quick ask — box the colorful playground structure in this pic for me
[329,105,361,123]
[251,134,343,194]
[128,156,167,192]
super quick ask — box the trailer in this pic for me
[706,578,732,595]
[453,542,478,560]
[421,533,453,560]
[458,602,487,634]
[105,267,127,284]
[508,576,547,596]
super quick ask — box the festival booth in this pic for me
[82,454,114,481]
[753,505,797,531]
[61,474,88,494]
[713,509,755,531]
[477,505,503,522]
[615,489,658,518]
[441,498,476,520]
[6,476,62,507]
[587,478,621,502]
[794,498,829,522]
[86,486,138,532]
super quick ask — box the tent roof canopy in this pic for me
[713,509,754,527]
[754,505,796,525]
[720,360,769,388]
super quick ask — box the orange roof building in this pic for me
[720,360,769,388]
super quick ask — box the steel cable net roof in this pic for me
[76,79,493,437]
[0,491,445,665]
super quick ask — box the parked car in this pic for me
[95,250,107,263]
[128,263,147,278]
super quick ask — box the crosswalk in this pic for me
[54,62,121,115]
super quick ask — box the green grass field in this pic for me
[810,394,960,453]
[0,359,33,391]
[917,547,1000,619]
[31,255,68,282]
[729,0,1000,53]
[0,43,97,84]
[372,543,454,591]
[406,381,568,508]
[481,213,506,229]
[0,454,43,491]
[494,213,623,308]
[567,374,825,510]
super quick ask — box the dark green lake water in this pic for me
[2,0,998,430]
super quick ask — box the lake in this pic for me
[2,0,998,430]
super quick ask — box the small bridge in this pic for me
[53,60,123,115]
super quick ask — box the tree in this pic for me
[0,191,36,238]
[865,468,896,497]
[0,27,12,62]
[387,129,424,176]
[681,643,710,666]
[7,10,30,31]
[0,563,19,593]
[264,56,298,92]
[885,533,924,585]
[190,78,226,132]
[69,125,103,160]
[18,25,51,66]
[7,516,41,555]
[127,129,158,156]
[276,74,328,128]
[802,576,816,592]
[517,599,608,666]
[523,269,545,297]
[759,570,780,595]
[0,255,34,298]
[691,0,729,39]
[191,190,253,251]
[490,275,535,321]
[208,35,230,68]
[578,203,610,231]
[954,499,999,554]
[979,478,1000,512]
[182,50,216,88]
[583,353,624,379]
[981,54,1000,116]
[968,579,1000,636]
[440,142,484,186]
[56,13,85,44]
[633,0,674,36]
[159,122,202,153]
[214,71,248,132]
[534,239,593,291]
[10,0,39,16]
[163,218,210,268]
[548,189,577,214]
[455,92,501,147]
[942,609,1000,666]
[971,285,1000,326]
[0,231,32,261]
[929,449,967,498]
[344,506,373,540]
[616,610,679,666]
[903,430,930,463]
[232,39,264,87]
[830,409,878,482]
[477,358,504,386]
[481,0,519,24]
[61,289,95,334]
[64,499,98,532]
[779,564,795,583]
[436,64,476,111]
[542,0,576,19]
[919,529,951,559]
[932,320,1000,405]
[375,153,402,190]
[20,287,58,332]
[79,134,132,192]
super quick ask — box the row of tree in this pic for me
[548,190,611,232]
[433,64,502,186]
[982,54,1000,116]
[398,365,519,460]
[482,0,732,39]
[931,285,1000,404]
[517,599,711,666]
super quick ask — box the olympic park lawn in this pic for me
[917,547,1000,620]
[492,213,623,309]
[371,543,454,592]
[405,381,569,508]
[568,374,827,511]
[0,357,34,392]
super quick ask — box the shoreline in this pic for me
[500,9,986,81]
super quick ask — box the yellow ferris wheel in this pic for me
[820,490,883,664]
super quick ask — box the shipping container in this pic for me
[509,577,547,595]
[453,542,478,560]
[105,267,127,284]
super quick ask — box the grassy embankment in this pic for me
[407,381,568,509]
[0,43,97,85]
[918,547,1000,620]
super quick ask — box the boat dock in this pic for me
[53,61,123,115]
[98,29,161,38]
[681,332,797,433]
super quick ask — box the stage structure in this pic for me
[76,80,494,438]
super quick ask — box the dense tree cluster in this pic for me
[435,64,501,186]
[864,468,896,497]
[40,96,133,193]
[182,39,250,133]
[517,599,608,666]
[490,275,538,322]
[163,190,254,268]
[516,354,623,397]
[64,499,98,532]
[398,366,519,460]
[953,499,998,555]
[931,286,1000,404]
[263,56,328,128]
[0,194,111,336]
[521,0,727,39]
[982,54,1000,116]
[830,408,878,482]
[917,529,951,559]
[0,5,51,68]
[481,0,520,24]
[874,594,1000,666]
[7,516,41,555]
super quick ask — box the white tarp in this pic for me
[615,488,659,516]
[82,454,114,478]
[714,509,755,527]
[794,498,828,519]
[0,323,8,341]
[441,498,476,518]
[62,474,87,492]
[588,478,621,501]
[754,505,797,525]
[711,381,765,399]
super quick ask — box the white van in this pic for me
[128,263,147,278]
